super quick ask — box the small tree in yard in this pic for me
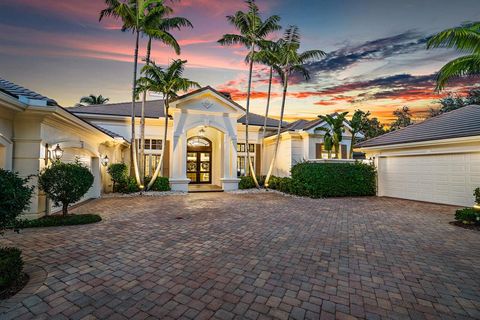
[0,169,33,233]
[39,161,94,215]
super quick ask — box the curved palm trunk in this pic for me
[265,70,288,187]
[139,37,152,187]
[349,133,355,159]
[261,67,273,152]
[131,30,141,186]
[147,96,169,190]
[245,45,260,188]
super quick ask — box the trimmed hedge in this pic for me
[455,208,480,225]
[144,176,171,191]
[290,162,376,198]
[0,247,23,290]
[0,169,33,232]
[18,214,102,228]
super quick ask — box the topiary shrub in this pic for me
[0,169,33,233]
[290,162,376,198]
[38,160,94,215]
[107,163,128,192]
[455,208,480,225]
[144,176,171,191]
[0,247,23,290]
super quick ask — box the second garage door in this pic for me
[378,153,480,206]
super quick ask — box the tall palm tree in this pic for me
[136,59,200,190]
[264,26,325,187]
[79,94,110,105]
[348,110,368,158]
[427,22,480,90]
[138,4,193,185]
[218,0,281,188]
[100,0,165,187]
[317,112,348,159]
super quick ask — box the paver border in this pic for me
[0,262,47,314]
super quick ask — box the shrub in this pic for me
[38,160,94,215]
[239,176,257,189]
[0,169,33,232]
[474,187,480,205]
[18,214,101,228]
[144,176,171,191]
[290,162,376,198]
[0,247,23,289]
[107,163,128,192]
[455,208,480,225]
[117,176,140,193]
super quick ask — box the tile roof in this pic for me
[0,77,58,106]
[356,105,480,148]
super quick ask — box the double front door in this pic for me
[187,151,211,184]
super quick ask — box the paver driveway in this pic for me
[1,192,480,320]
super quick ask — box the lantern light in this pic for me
[101,155,109,167]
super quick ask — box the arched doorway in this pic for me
[186,136,212,184]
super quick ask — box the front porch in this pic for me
[188,184,223,193]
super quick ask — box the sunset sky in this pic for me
[0,0,479,123]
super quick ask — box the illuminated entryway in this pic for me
[187,136,212,184]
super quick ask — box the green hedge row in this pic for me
[17,214,102,228]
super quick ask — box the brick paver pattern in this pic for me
[1,193,480,319]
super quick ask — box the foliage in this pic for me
[17,214,101,228]
[79,94,109,105]
[390,106,412,131]
[144,176,170,191]
[268,176,296,193]
[317,112,348,159]
[0,169,33,233]
[289,162,377,198]
[239,175,266,189]
[119,177,141,194]
[0,247,23,289]
[428,88,480,118]
[426,22,480,90]
[360,113,386,140]
[107,163,129,192]
[454,208,480,225]
[474,187,480,204]
[38,161,94,215]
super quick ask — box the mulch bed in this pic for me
[0,273,29,300]
[449,221,480,231]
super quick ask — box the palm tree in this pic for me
[264,26,325,187]
[79,94,110,105]
[218,0,281,187]
[100,0,165,187]
[138,4,193,185]
[317,112,348,159]
[348,110,368,158]
[136,59,200,190]
[427,22,480,91]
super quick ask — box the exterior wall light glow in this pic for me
[45,143,64,165]
[101,155,109,167]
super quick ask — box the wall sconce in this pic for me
[101,155,109,167]
[198,127,206,136]
[45,143,64,165]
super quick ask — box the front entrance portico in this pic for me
[169,87,243,192]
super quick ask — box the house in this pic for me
[357,105,480,207]
[0,78,354,216]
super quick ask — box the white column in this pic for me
[220,134,240,191]
[169,132,190,192]
[223,133,231,179]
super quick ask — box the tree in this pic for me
[360,115,386,140]
[100,0,166,187]
[317,112,348,159]
[264,26,325,187]
[427,22,480,91]
[136,59,200,190]
[79,94,110,105]
[0,169,33,233]
[348,110,368,158]
[218,0,281,188]
[390,106,412,131]
[38,161,94,215]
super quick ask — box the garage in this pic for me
[357,105,480,207]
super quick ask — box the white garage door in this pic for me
[378,153,480,206]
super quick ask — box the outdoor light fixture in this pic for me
[198,127,206,136]
[101,155,109,167]
[44,143,64,165]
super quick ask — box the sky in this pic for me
[0,0,479,124]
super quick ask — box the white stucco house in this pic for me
[1,78,356,216]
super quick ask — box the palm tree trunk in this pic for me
[147,96,169,190]
[261,67,273,159]
[245,44,259,187]
[265,69,289,187]
[130,30,141,186]
[139,37,152,187]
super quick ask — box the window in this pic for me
[144,154,161,176]
[237,143,255,153]
[237,156,255,177]
[137,139,162,150]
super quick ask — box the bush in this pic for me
[238,175,266,189]
[474,187,480,205]
[455,208,480,225]
[117,176,140,193]
[290,162,376,198]
[38,160,94,215]
[107,163,128,192]
[144,176,171,191]
[0,247,23,289]
[18,214,101,228]
[0,169,33,232]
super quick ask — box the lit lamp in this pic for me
[101,155,109,167]
[45,143,64,165]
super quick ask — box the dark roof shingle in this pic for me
[356,105,480,148]
[0,77,57,106]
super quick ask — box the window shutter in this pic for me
[341,144,347,159]
[255,144,261,176]
[315,143,323,159]
[162,140,170,177]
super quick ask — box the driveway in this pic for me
[1,192,479,319]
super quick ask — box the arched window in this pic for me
[187,137,211,150]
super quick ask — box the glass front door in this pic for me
[187,151,211,184]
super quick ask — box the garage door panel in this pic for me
[379,153,478,206]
